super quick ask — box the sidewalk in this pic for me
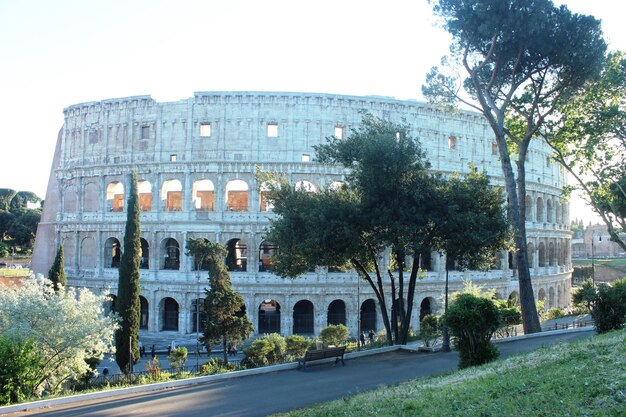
[1,327,595,417]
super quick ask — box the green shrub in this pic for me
[285,335,311,360]
[419,314,441,347]
[262,333,286,364]
[545,307,566,321]
[241,339,273,368]
[444,293,501,369]
[591,279,626,333]
[0,336,41,405]
[144,357,161,380]
[319,324,349,347]
[572,279,596,312]
[199,358,238,375]
[167,347,188,372]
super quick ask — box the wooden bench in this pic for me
[297,346,346,370]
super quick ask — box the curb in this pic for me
[0,326,594,415]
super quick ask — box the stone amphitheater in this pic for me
[32,91,572,339]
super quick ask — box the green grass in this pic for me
[574,258,626,270]
[276,330,626,417]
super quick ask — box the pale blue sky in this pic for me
[1,0,623,223]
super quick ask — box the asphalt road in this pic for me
[3,331,593,417]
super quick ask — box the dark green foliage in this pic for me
[572,279,597,312]
[285,335,311,360]
[199,358,238,375]
[48,244,66,290]
[319,324,349,347]
[578,278,626,333]
[9,192,41,211]
[6,209,41,247]
[0,189,17,212]
[241,334,286,368]
[444,293,501,368]
[187,238,253,363]
[115,171,141,374]
[419,314,442,348]
[0,336,41,405]
[263,114,440,345]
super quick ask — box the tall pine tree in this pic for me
[187,238,253,363]
[48,244,66,291]
[115,171,141,374]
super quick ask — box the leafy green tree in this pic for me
[285,335,312,360]
[187,239,253,363]
[418,314,441,348]
[7,208,41,248]
[263,114,440,345]
[0,210,14,241]
[572,279,597,312]
[546,52,626,253]
[0,336,41,405]
[115,171,141,374]
[48,244,66,291]
[573,278,626,333]
[444,293,501,369]
[8,191,41,211]
[319,324,349,347]
[424,0,607,334]
[0,189,17,212]
[431,169,510,350]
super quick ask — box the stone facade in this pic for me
[32,92,573,338]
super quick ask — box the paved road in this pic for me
[3,331,593,417]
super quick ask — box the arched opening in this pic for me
[106,182,125,212]
[140,296,149,329]
[547,199,553,223]
[536,197,544,222]
[162,238,180,270]
[420,297,434,322]
[360,299,377,333]
[258,240,278,271]
[191,298,206,333]
[104,237,121,268]
[104,294,117,316]
[508,291,519,305]
[327,299,346,326]
[538,289,547,310]
[193,179,215,211]
[138,180,152,211]
[80,237,96,268]
[226,239,247,272]
[548,242,556,266]
[161,297,179,331]
[140,238,149,269]
[508,251,516,269]
[295,180,317,193]
[538,242,546,267]
[555,201,561,224]
[162,179,183,211]
[64,186,77,213]
[226,179,249,212]
[328,181,345,191]
[258,300,281,334]
[293,300,314,334]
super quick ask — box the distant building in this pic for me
[575,224,626,258]
[32,92,573,338]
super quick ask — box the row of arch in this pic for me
[525,194,568,225]
[100,237,278,272]
[64,178,340,214]
[527,240,569,268]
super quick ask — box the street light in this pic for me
[440,251,451,353]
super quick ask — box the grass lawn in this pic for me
[574,258,626,270]
[276,330,626,417]
[0,268,31,277]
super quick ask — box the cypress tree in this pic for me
[115,171,141,374]
[48,244,66,291]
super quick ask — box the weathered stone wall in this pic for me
[32,92,572,338]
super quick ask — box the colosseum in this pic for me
[32,91,572,339]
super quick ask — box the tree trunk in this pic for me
[398,253,420,344]
[498,140,541,334]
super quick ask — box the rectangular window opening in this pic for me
[267,123,279,137]
[200,123,211,137]
[302,154,311,162]
[334,126,344,139]
[170,154,177,162]
[141,126,150,140]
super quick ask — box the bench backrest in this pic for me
[304,346,346,360]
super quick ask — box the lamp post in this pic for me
[356,274,361,351]
[440,251,451,353]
